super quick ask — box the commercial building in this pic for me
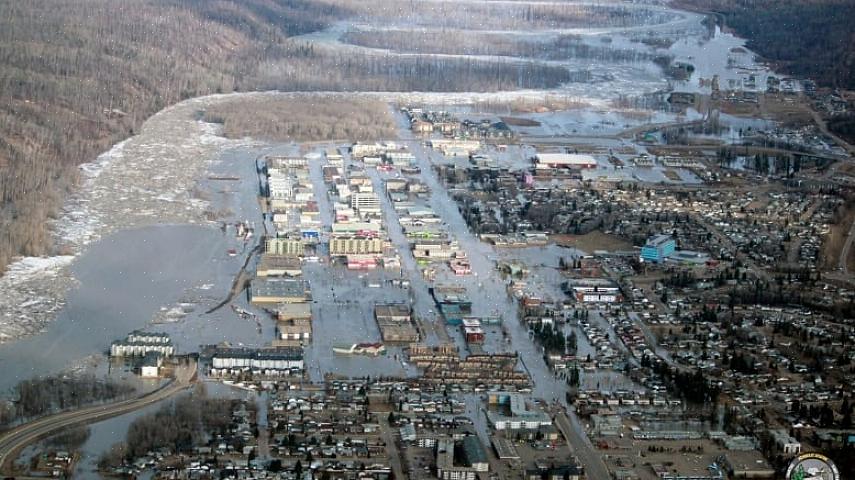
[351,192,381,216]
[436,437,489,480]
[374,303,412,323]
[276,303,312,322]
[462,319,484,344]
[266,238,304,257]
[276,318,312,342]
[332,221,383,236]
[329,236,385,256]
[431,287,473,324]
[256,255,303,277]
[534,153,598,169]
[375,303,418,343]
[485,393,553,431]
[249,279,311,304]
[412,239,459,261]
[640,234,676,263]
[567,278,623,303]
[429,139,482,157]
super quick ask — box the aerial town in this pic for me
[0,1,854,480]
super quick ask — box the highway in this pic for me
[0,361,197,474]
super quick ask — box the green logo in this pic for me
[786,453,840,480]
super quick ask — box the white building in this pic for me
[535,153,598,169]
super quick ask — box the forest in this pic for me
[342,30,658,63]
[0,373,135,425]
[324,0,675,31]
[681,0,855,89]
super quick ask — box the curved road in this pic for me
[0,361,197,474]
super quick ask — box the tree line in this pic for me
[0,373,134,424]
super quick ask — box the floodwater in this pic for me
[71,382,254,479]
[0,224,233,392]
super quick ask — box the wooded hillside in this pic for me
[0,0,342,272]
[681,0,855,89]
[0,0,577,273]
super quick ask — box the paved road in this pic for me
[554,411,610,480]
[378,416,406,480]
[839,217,855,276]
[0,361,197,474]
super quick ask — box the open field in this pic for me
[552,231,634,253]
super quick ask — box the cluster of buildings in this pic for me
[324,149,401,271]
[404,107,514,142]
[253,155,325,347]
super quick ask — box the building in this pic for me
[276,303,312,322]
[374,303,418,342]
[256,255,303,277]
[462,319,484,344]
[140,352,163,378]
[374,303,412,323]
[432,287,473,324]
[412,239,459,260]
[485,393,553,431]
[277,318,312,342]
[534,153,598,169]
[385,150,415,167]
[429,139,481,157]
[330,236,384,256]
[770,429,801,457]
[111,331,174,357]
[332,221,383,236]
[525,463,584,480]
[266,238,304,257]
[567,278,622,303]
[721,451,775,479]
[640,234,676,263]
[210,347,304,375]
[350,192,381,215]
[325,147,343,164]
[436,437,489,480]
[249,279,311,304]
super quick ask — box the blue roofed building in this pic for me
[640,234,676,263]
